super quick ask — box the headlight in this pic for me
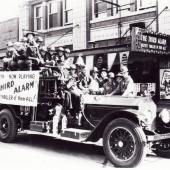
[159,109,170,124]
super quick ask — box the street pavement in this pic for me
[0,134,169,170]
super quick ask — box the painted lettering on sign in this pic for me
[131,27,169,54]
[0,71,39,107]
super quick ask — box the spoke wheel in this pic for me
[109,127,136,161]
[0,118,9,137]
[103,118,146,168]
[0,109,17,143]
[152,139,170,158]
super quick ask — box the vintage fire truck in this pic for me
[1,27,170,168]
[0,69,169,168]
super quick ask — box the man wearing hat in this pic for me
[99,68,108,88]
[36,36,44,48]
[108,72,124,96]
[25,32,44,70]
[64,64,82,125]
[57,47,65,64]
[3,42,19,71]
[17,45,31,71]
[25,32,36,46]
[120,66,134,97]
[88,67,100,94]
[101,72,117,95]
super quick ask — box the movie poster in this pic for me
[160,69,170,99]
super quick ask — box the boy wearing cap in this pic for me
[3,42,19,71]
[101,72,117,95]
[57,47,65,64]
[99,68,108,88]
[108,72,124,96]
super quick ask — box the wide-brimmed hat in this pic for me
[116,72,124,77]
[20,37,28,43]
[101,68,108,73]
[65,48,71,53]
[69,64,77,70]
[92,67,98,73]
[7,41,13,47]
[39,46,47,52]
[36,36,43,42]
[57,47,64,52]
[108,72,115,78]
[47,46,55,51]
[76,56,85,67]
[120,66,129,73]
[25,31,36,37]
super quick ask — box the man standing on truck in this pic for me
[109,66,134,97]
[3,42,19,71]
[121,66,135,97]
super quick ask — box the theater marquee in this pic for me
[131,27,170,54]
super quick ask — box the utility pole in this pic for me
[156,0,159,32]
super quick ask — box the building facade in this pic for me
[0,18,19,58]
[19,0,158,71]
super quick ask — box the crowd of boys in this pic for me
[3,32,135,125]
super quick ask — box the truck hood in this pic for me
[82,95,157,126]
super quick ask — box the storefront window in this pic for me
[64,0,73,24]
[34,5,43,30]
[160,58,170,99]
[128,53,157,97]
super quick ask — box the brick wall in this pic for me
[0,18,19,53]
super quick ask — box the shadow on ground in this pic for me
[14,134,105,164]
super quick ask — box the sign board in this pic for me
[131,27,170,54]
[0,71,40,106]
[119,51,129,66]
[160,69,170,99]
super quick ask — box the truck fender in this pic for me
[85,109,143,142]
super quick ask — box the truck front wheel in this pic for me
[152,139,170,158]
[103,118,146,168]
[0,109,17,143]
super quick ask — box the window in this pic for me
[34,5,43,30]
[93,0,118,19]
[138,0,156,10]
[118,0,137,12]
[48,1,58,28]
[130,0,137,12]
[64,0,73,24]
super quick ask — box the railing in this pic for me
[39,76,60,99]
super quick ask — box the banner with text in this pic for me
[0,71,40,106]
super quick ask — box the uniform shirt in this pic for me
[99,77,108,88]
[121,75,134,97]
[88,77,100,93]
[102,79,117,95]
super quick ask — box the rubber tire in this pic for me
[152,140,170,158]
[0,109,17,143]
[103,118,146,168]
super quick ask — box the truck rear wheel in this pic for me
[0,109,17,143]
[103,118,146,168]
[152,139,170,158]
